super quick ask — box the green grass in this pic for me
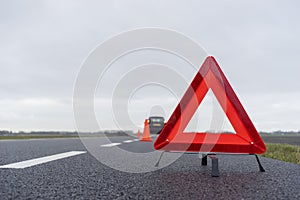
[262,143,300,165]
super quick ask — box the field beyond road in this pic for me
[261,135,300,146]
[1,133,299,143]
[263,143,300,165]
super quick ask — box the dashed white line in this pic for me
[0,151,86,169]
[100,138,142,147]
[101,143,121,147]
[123,140,134,143]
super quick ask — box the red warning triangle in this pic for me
[154,56,266,154]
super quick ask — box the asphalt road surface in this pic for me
[0,136,299,199]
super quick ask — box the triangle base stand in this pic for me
[200,153,265,177]
[200,154,219,177]
[155,152,266,177]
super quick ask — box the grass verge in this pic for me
[262,143,300,165]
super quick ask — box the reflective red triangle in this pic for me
[154,56,266,154]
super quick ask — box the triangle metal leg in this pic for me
[254,154,265,172]
[155,151,166,167]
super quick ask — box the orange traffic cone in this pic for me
[137,129,141,138]
[140,119,152,142]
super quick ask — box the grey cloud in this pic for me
[0,0,299,131]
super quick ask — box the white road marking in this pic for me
[101,138,141,147]
[0,151,86,169]
[123,140,134,143]
[101,143,121,147]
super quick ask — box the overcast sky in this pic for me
[0,1,299,132]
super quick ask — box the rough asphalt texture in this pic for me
[0,137,299,199]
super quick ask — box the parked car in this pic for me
[148,116,165,134]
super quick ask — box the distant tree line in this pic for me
[259,130,300,135]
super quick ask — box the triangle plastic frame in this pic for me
[154,56,266,154]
